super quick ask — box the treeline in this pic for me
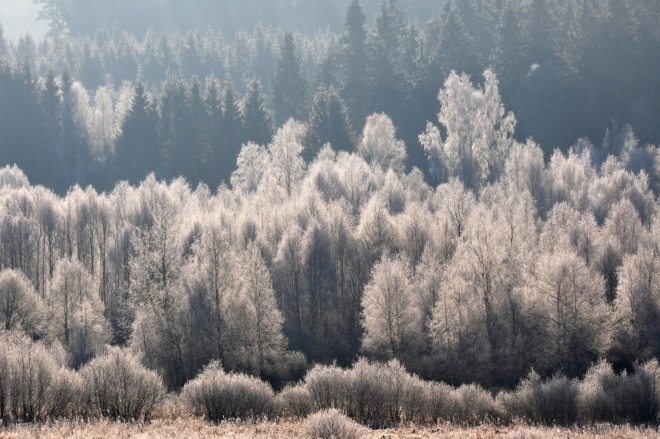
[1,70,660,395]
[1,0,659,192]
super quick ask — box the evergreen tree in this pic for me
[455,0,491,57]
[524,0,556,66]
[433,2,482,80]
[114,82,161,185]
[305,87,355,161]
[242,78,273,147]
[368,0,407,121]
[0,62,58,189]
[270,30,308,127]
[216,77,244,186]
[204,75,224,187]
[315,50,340,90]
[489,0,527,99]
[186,76,207,185]
[340,0,369,127]
[160,76,190,180]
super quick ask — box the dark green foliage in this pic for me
[340,0,369,127]
[0,63,60,190]
[524,0,556,66]
[217,78,244,185]
[367,0,407,121]
[159,76,192,180]
[114,82,161,185]
[305,87,355,161]
[242,78,273,147]
[270,31,308,127]
[490,0,527,99]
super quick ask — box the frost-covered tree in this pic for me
[357,113,406,173]
[48,258,109,368]
[613,248,660,363]
[222,243,289,379]
[361,255,422,365]
[531,251,610,377]
[0,269,44,336]
[267,119,306,197]
[231,142,271,194]
[420,70,516,190]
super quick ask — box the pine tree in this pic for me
[114,82,161,185]
[242,78,273,147]
[270,30,308,127]
[340,0,369,127]
[305,87,355,161]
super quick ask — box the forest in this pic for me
[1,0,660,430]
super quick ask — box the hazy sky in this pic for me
[0,0,48,41]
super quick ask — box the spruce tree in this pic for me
[160,76,189,180]
[270,30,308,127]
[368,0,407,124]
[489,0,527,99]
[186,76,207,185]
[114,82,161,185]
[433,2,482,80]
[305,87,355,161]
[524,0,556,66]
[340,0,369,127]
[204,76,223,187]
[315,50,339,90]
[217,77,244,185]
[242,78,273,147]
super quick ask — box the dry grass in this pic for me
[1,420,660,439]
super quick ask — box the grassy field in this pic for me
[1,420,660,439]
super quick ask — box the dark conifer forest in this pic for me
[2,0,660,428]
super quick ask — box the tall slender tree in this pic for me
[340,0,369,127]
[305,87,355,161]
[114,82,160,185]
[489,0,527,98]
[270,30,308,127]
[242,78,273,147]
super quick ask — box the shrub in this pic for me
[625,360,660,422]
[577,362,617,422]
[421,381,455,423]
[500,370,578,425]
[80,347,165,421]
[304,409,366,439]
[276,384,313,419]
[577,360,660,423]
[0,334,79,422]
[305,363,349,413]
[451,383,501,424]
[180,360,275,422]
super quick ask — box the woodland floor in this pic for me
[1,420,660,439]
